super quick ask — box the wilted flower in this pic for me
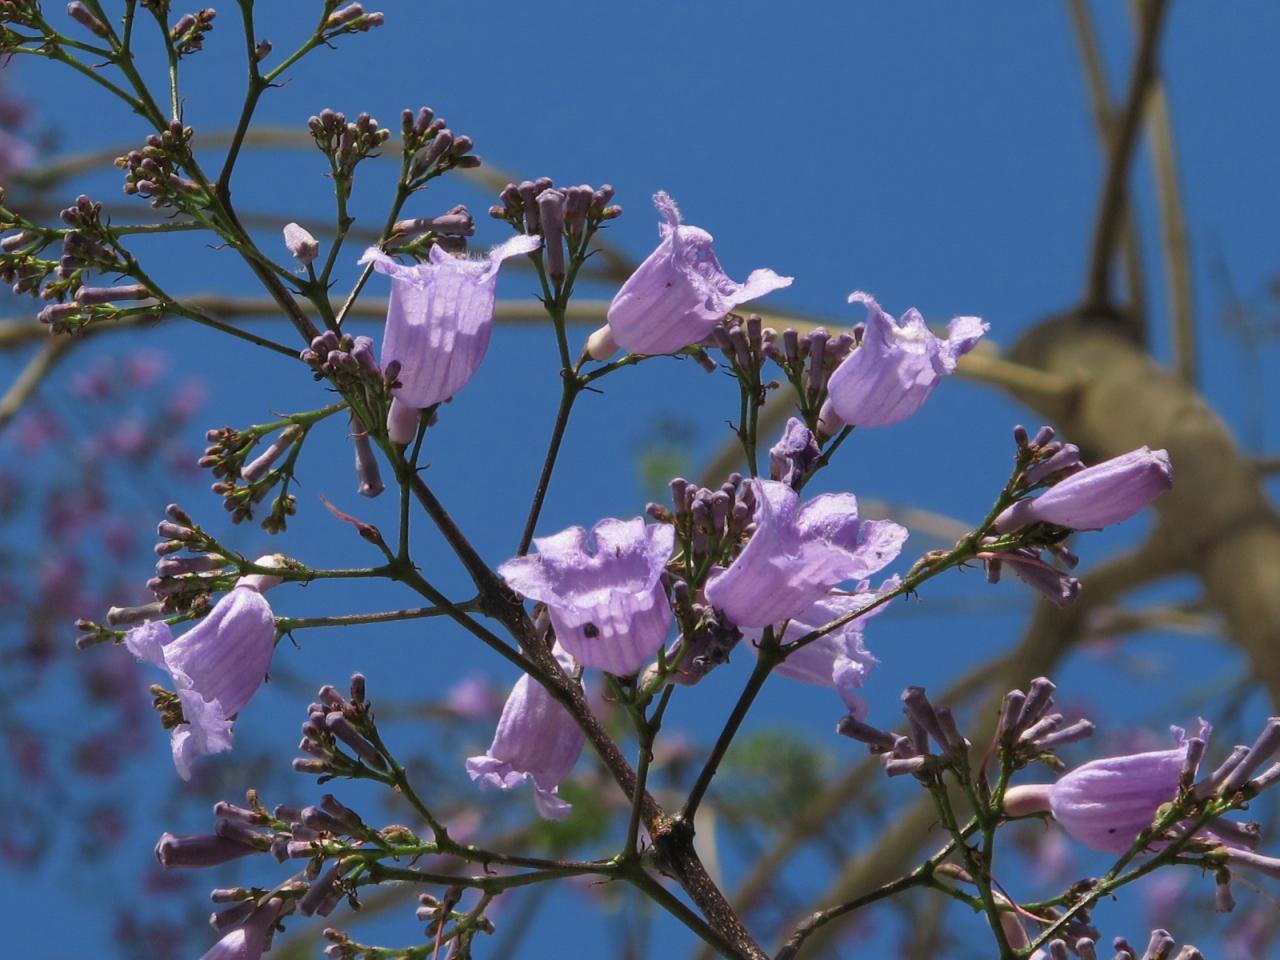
[994,446,1173,532]
[361,235,540,443]
[498,518,674,675]
[825,291,987,428]
[596,192,791,357]
[125,558,283,779]
[466,647,586,820]
[769,417,821,490]
[704,479,906,629]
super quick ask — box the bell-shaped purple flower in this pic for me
[705,479,907,629]
[361,235,540,443]
[126,559,282,780]
[994,446,1173,533]
[744,579,896,710]
[498,518,675,676]
[602,192,792,356]
[825,291,987,428]
[466,646,586,820]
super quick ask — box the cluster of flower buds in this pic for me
[703,314,774,388]
[116,121,202,210]
[396,105,477,187]
[171,8,216,54]
[490,178,619,284]
[0,2,42,28]
[1045,929,1204,960]
[308,108,390,181]
[139,503,231,613]
[761,325,856,433]
[388,203,474,257]
[295,675,390,779]
[200,424,298,528]
[323,2,384,35]
[994,677,1094,771]
[838,685,970,775]
[650,473,756,582]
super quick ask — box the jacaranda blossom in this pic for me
[500,518,674,675]
[600,192,792,357]
[705,479,907,629]
[126,560,282,780]
[1003,721,1253,855]
[466,646,586,820]
[825,291,987,428]
[200,896,287,960]
[769,417,821,490]
[744,579,897,710]
[361,235,540,443]
[994,446,1173,533]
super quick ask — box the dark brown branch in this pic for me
[1083,0,1171,313]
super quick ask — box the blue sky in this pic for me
[3,2,1280,958]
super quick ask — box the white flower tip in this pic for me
[584,324,619,362]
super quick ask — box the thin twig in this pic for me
[0,339,71,432]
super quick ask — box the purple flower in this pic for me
[498,518,675,675]
[125,559,282,780]
[744,579,896,710]
[466,646,586,820]
[1003,721,1258,855]
[361,235,540,443]
[994,446,1173,532]
[825,291,987,428]
[769,418,821,490]
[704,479,907,629]
[600,192,791,357]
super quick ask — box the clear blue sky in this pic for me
[3,2,1279,957]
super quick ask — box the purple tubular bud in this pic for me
[299,865,343,916]
[563,186,592,234]
[38,302,82,325]
[883,756,928,777]
[240,429,298,484]
[290,823,320,842]
[274,804,303,823]
[1248,761,1280,793]
[320,795,364,834]
[0,231,33,252]
[156,520,194,540]
[901,687,947,753]
[324,712,386,769]
[215,818,266,848]
[255,39,272,60]
[317,685,344,707]
[517,181,541,232]
[1172,948,1203,960]
[590,184,615,215]
[210,888,251,904]
[293,758,330,774]
[67,2,109,37]
[75,283,151,305]
[155,554,227,577]
[1142,930,1175,960]
[1032,425,1056,447]
[212,802,269,827]
[1016,677,1056,730]
[285,840,316,859]
[1049,942,1071,960]
[325,4,363,28]
[155,831,260,868]
[933,706,966,753]
[1206,816,1261,849]
[417,130,453,171]
[836,715,898,752]
[537,189,566,281]
[1195,745,1251,799]
[1017,713,1063,745]
[106,601,165,626]
[1024,444,1084,485]
[349,673,366,704]
[1028,719,1094,751]
[1220,717,1280,794]
[995,689,1027,743]
[300,806,348,835]
[1179,737,1206,790]
[1076,941,1099,960]
[352,429,383,498]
